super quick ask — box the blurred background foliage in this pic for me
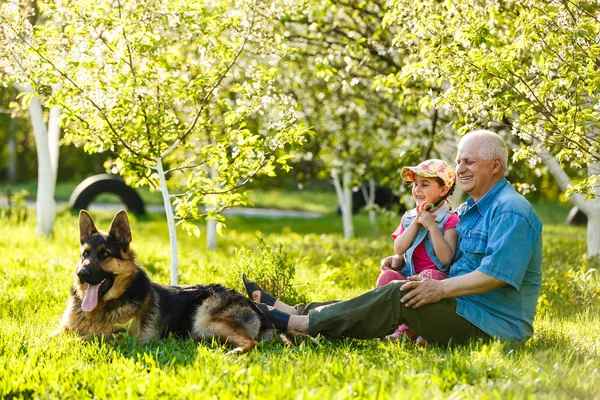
[0,81,572,207]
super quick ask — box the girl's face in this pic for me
[411,176,449,207]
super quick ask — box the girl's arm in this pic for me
[394,218,420,255]
[427,226,457,266]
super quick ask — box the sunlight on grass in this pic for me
[0,209,598,398]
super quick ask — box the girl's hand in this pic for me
[417,202,432,214]
[414,202,429,223]
[417,209,437,230]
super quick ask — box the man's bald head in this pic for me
[458,130,508,173]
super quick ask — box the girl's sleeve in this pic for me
[391,215,405,239]
[444,213,460,230]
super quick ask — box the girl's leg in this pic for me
[419,269,448,280]
[376,270,406,287]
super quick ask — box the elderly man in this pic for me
[246,130,543,344]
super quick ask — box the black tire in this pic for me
[565,206,587,225]
[69,174,146,216]
[336,185,404,215]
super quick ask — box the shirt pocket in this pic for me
[461,230,488,258]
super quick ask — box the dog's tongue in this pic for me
[81,283,101,312]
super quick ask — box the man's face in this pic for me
[455,137,498,201]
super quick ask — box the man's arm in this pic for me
[399,270,507,308]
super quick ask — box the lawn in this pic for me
[0,202,598,399]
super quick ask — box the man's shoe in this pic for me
[242,274,277,306]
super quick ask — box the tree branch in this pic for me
[172,0,258,150]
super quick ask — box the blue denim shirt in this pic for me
[451,179,543,342]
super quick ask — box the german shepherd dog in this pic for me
[53,210,275,354]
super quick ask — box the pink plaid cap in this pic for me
[400,159,456,188]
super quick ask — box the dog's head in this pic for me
[75,210,138,312]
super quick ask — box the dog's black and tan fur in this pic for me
[54,210,274,353]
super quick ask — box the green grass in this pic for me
[0,205,598,399]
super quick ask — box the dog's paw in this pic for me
[225,347,247,356]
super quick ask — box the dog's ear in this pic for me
[79,210,98,245]
[108,210,132,247]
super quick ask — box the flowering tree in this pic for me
[277,0,449,237]
[0,1,61,236]
[0,0,306,282]
[386,0,600,256]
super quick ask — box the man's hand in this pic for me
[380,254,404,271]
[400,276,446,308]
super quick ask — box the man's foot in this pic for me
[385,324,418,341]
[254,303,290,332]
[242,274,276,306]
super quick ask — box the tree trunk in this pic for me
[585,161,600,257]
[364,178,376,226]
[587,212,600,258]
[206,164,218,250]
[21,84,59,236]
[155,157,179,284]
[48,85,61,182]
[7,115,17,182]
[536,141,600,257]
[332,168,354,238]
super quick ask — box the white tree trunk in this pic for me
[206,164,218,251]
[537,141,600,256]
[585,161,600,257]
[363,178,376,226]
[48,85,61,182]
[19,84,59,236]
[7,115,17,182]
[332,168,354,238]
[536,144,589,213]
[155,157,179,285]
[587,212,600,258]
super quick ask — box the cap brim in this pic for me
[401,166,439,181]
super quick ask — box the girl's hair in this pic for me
[432,177,455,209]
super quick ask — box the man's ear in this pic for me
[492,157,502,174]
[108,210,132,247]
[79,210,98,245]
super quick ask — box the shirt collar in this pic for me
[433,202,450,222]
[467,178,509,215]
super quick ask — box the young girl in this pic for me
[376,159,458,343]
